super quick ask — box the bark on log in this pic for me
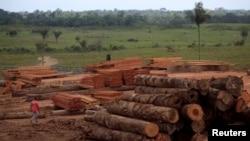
[119,93,183,109]
[0,111,45,120]
[156,120,184,135]
[134,75,210,94]
[84,110,159,137]
[105,100,179,123]
[12,84,84,96]
[86,123,155,141]
[210,75,244,97]
[181,104,204,121]
[208,88,234,111]
[135,86,199,104]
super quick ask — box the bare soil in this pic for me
[0,71,249,141]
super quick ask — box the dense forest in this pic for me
[0,8,250,27]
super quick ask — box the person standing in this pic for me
[30,97,40,124]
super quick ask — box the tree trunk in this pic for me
[119,93,183,109]
[105,100,179,123]
[84,110,159,138]
[198,24,201,60]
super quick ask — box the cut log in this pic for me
[210,75,244,97]
[208,88,234,111]
[181,104,204,121]
[157,120,184,135]
[86,123,154,141]
[0,111,45,120]
[119,93,183,109]
[135,86,199,104]
[154,133,172,141]
[84,110,159,137]
[191,118,206,133]
[191,132,208,141]
[236,90,250,113]
[105,100,179,123]
[134,74,210,94]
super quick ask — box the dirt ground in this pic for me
[0,70,250,141]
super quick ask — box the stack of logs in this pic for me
[83,74,247,141]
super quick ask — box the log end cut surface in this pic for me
[144,123,160,138]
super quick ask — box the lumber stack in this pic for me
[167,60,235,72]
[51,92,102,111]
[1,66,61,92]
[78,73,105,89]
[83,74,246,141]
[120,68,136,85]
[91,90,123,103]
[51,92,84,111]
[96,69,123,87]
[146,57,182,70]
[134,68,150,75]
[85,57,144,71]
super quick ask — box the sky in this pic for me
[1,0,250,12]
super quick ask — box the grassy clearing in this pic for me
[0,24,249,71]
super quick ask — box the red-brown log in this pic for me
[105,100,179,123]
[84,110,159,137]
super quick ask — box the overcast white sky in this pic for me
[1,0,250,12]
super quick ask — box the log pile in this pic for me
[83,74,246,141]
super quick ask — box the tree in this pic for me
[241,27,248,42]
[32,28,49,41]
[186,2,211,60]
[75,36,80,42]
[8,30,18,37]
[79,39,88,52]
[53,30,62,43]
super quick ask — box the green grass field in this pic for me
[0,24,249,71]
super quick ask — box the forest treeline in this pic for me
[0,8,250,27]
